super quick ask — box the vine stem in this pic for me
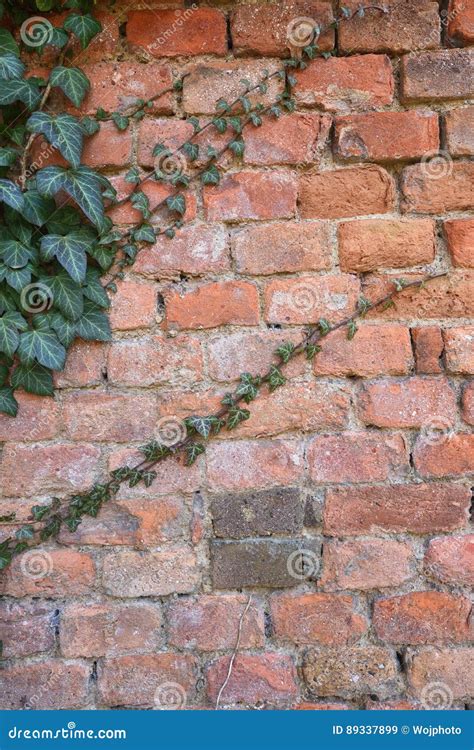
[216,595,253,710]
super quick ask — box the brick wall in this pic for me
[0,0,473,710]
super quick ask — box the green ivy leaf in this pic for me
[166,193,186,216]
[37,167,106,230]
[0,238,34,268]
[0,79,41,109]
[111,112,129,131]
[26,112,84,168]
[318,318,331,336]
[82,268,109,308]
[357,295,371,316]
[40,228,94,283]
[235,372,261,404]
[185,415,213,440]
[0,180,24,212]
[133,224,155,243]
[306,343,321,360]
[22,191,55,227]
[347,320,358,340]
[185,442,205,465]
[130,191,151,219]
[75,300,111,341]
[213,117,227,134]
[276,342,295,363]
[201,165,220,186]
[0,29,19,56]
[183,142,199,161]
[0,147,18,166]
[18,329,66,371]
[0,386,17,416]
[81,116,100,135]
[227,406,250,429]
[229,140,245,157]
[268,365,286,392]
[63,13,102,48]
[47,271,84,321]
[11,362,54,396]
[50,66,90,108]
[0,53,24,81]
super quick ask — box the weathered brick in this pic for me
[165,280,259,330]
[55,341,107,388]
[230,1,334,55]
[407,648,474,701]
[0,392,59,442]
[126,8,227,58]
[264,274,360,324]
[60,603,163,658]
[98,654,198,708]
[445,219,474,268]
[206,654,298,705]
[0,602,55,658]
[0,443,101,496]
[463,382,474,425]
[207,439,304,491]
[102,548,200,597]
[0,549,95,598]
[109,280,157,331]
[308,433,408,483]
[211,487,304,538]
[137,118,193,168]
[62,392,156,442]
[207,330,305,381]
[302,647,401,698]
[107,335,203,387]
[412,327,444,373]
[314,324,413,377]
[232,221,331,275]
[401,162,474,213]
[338,219,435,272]
[374,592,472,645]
[167,595,265,651]
[134,225,230,277]
[448,0,474,45]
[424,535,474,587]
[323,484,470,536]
[414,433,474,478]
[335,111,439,163]
[338,0,440,54]
[203,171,297,222]
[320,539,415,591]
[82,121,131,168]
[270,593,367,645]
[0,661,90,710]
[366,699,420,710]
[357,377,456,428]
[445,106,474,156]
[299,165,395,219]
[401,48,474,101]
[294,54,394,111]
[444,326,474,374]
[211,539,320,589]
[243,113,329,165]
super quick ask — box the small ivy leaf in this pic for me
[287,75,297,87]
[318,318,331,336]
[268,365,286,392]
[183,142,199,161]
[133,224,156,243]
[221,393,235,408]
[166,193,186,216]
[347,320,358,340]
[0,513,16,523]
[15,524,34,541]
[201,165,220,186]
[50,66,90,108]
[187,116,200,132]
[227,407,250,430]
[235,372,260,404]
[250,113,262,127]
[185,416,214,440]
[357,295,371,317]
[138,441,171,461]
[229,117,242,133]
[31,504,50,521]
[63,13,102,49]
[0,542,12,570]
[306,343,322,360]
[125,166,141,184]
[95,107,108,121]
[185,443,206,466]
[321,51,333,60]
[216,98,230,113]
[0,179,24,212]
[276,341,295,364]
[11,362,54,396]
[111,112,129,131]
[0,386,18,416]
[270,105,282,118]
[131,191,151,219]
[381,298,396,311]
[394,277,408,291]
[213,117,227,134]
[283,98,296,112]
[229,140,245,157]
[341,6,352,18]
[165,228,175,239]
[239,95,251,114]
[142,470,157,488]
[81,116,100,135]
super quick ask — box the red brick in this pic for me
[401,48,474,101]
[207,439,304,491]
[168,595,265,651]
[244,113,329,166]
[445,219,474,268]
[320,539,415,591]
[303,647,401,698]
[444,326,474,374]
[338,219,435,272]
[207,329,305,381]
[313,325,413,377]
[231,1,334,55]
[463,382,474,425]
[62,392,156,442]
[106,173,197,225]
[264,274,360,325]
[102,548,200,597]
[0,392,59,442]
[294,54,394,112]
[55,341,107,388]
[338,0,440,54]
[335,111,439,163]
[448,0,474,45]
[366,699,420,710]
[109,447,201,498]
[425,535,474,587]
[323,484,470,536]
[407,647,474,701]
[374,592,472,645]
[445,107,474,157]
[232,221,331,275]
[0,661,90,710]
[107,335,203,387]
[126,8,227,58]
[414,433,474,478]
[296,702,351,710]
[299,165,395,219]
[134,225,230,277]
[0,443,101,496]
[109,280,157,331]
[98,653,198,707]
[412,327,444,374]
[0,549,95,598]
[206,654,298,705]
[0,602,55,658]
[165,280,259,330]
[82,121,131,168]
[137,118,193,168]
[308,433,408,484]
[203,171,297,222]
[270,593,367,645]
[401,162,474,213]
[358,377,456,428]
[60,603,163,657]
[182,60,284,115]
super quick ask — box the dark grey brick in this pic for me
[211,487,303,538]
